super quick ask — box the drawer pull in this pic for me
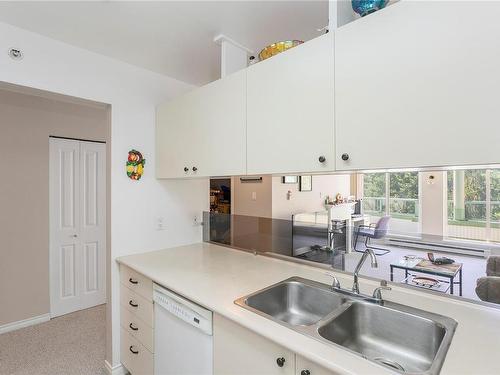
[129,322,139,331]
[129,346,139,355]
[301,371,311,375]
[129,300,139,308]
[129,278,139,285]
[276,357,286,367]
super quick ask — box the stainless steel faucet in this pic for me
[352,248,378,294]
[325,272,341,290]
[372,280,392,302]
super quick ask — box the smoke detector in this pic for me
[8,48,23,60]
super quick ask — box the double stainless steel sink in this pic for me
[235,277,457,375]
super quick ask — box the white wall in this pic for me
[272,174,351,220]
[233,176,273,218]
[0,22,209,367]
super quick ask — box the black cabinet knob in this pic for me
[341,153,349,161]
[184,167,189,172]
[192,167,198,172]
[276,357,286,367]
[301,371,311,375]
[318,156,326,163]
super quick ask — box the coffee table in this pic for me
[390,257,463,296]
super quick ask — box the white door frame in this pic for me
[49,137,106,317]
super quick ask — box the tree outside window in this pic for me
[362,173,386,216]
[447,168,500,242]
[363,172,419,221]
[491,170,500,224]
[390,172,419,220]
[448,170,487,224]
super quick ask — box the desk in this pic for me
[390,258,463,296]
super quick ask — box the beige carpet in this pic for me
[0,304,106,375]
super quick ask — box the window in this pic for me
[363,172,420,235]
[389,172,419,220]
[491,170,500,225]
[447,168,500,242]
[362,173,386,216]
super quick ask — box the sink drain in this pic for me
[373,357,405,372]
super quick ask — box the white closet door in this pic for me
[49,138,106,317]
[78,141,106,311]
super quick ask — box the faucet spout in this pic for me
[368,249,378,268]
[352,249,378,294]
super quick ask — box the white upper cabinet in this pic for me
[246,33,335,175]
[156,69,247,178]
[335,1,500,170]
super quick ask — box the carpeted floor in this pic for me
[0,304,106,375]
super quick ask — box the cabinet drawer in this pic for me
[121,328,153,375]
[120,265,153,301]
[121,286,154,328]
[121,306,154,352]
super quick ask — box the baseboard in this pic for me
[0,313,51,334]
[104,360,129,375]
[386,238,486,257]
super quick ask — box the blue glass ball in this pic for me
[352,0,389,17]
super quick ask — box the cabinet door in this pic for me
[156,69,247,178]
[296,355,337,375]
[247,33,335,175]
[335,1,500,170]
[214,314,295,375]
[156,91,197,178]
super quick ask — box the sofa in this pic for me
[476,255,500,304]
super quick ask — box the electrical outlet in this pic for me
[156,217,165,231]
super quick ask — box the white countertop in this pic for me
[117,242,500,375]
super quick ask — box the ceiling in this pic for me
[0,1,328,85]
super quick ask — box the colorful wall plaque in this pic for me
[126,149,145,180]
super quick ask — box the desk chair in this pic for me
[354,216,391,256]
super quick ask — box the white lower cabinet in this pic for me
[120,265,154,374]
[213,314,337,375]
[121,327,154,375]
[295,355,334,375]
[214,313,295,375]
[118,266,338,375]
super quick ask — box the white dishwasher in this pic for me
[153,283,213,375]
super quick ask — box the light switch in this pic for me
[251,192,257,201]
